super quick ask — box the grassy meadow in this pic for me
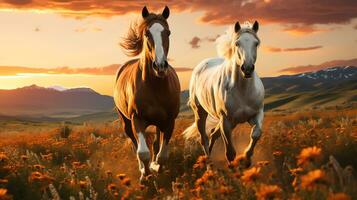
[0,108,356,200]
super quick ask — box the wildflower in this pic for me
[173,182,183,190]
[79,181,87,189]
[272,150,283,157]
[300,169,327,190]
[116,173,126,180]
[106,170,112,177]
[194,156,208,169]
[107,183,117,192]
[121,177,131,187]
[40,174,55,182]
[195,178,204,187]
[0,188,7,197]
[0,153,8,162]
[21,155,29,161]
[33,164,45,170]
[289,167,304,176]
[219,186,232,195]
[231,154,246,168]
[29,171,43,181]
[257,160,270,167]
[256,184,282,200]
[72,161,81,168]
[0,179,8,184]
[241,167,261,184]
[327,192,351,200]
[41,153,53,161]
[297,146,321,165]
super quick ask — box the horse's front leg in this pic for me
[131,114,150,182]
[150,121,174,172]
[220,114,236,163]
[244,109,264,167]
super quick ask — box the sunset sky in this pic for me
[0,0,356,95]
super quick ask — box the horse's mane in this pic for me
[120,14,169,57]
[216,21,256,59]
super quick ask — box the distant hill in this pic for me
[262,66,356,111]
[263,66,356,94]
[0,85,114,117]
[0,66,355,122]
[180,66,357,112]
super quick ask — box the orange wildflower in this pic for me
[107,183,117,192]
[106,170,112,177]
[116,173,126,180]
[201,170,215,182]
[289,167,304,176]
[0,188,7,197]
[121,177,131,187]
[20,155,29,161]
[0,153,8,162]
[0,179,8,184]
[231,154,246,168]
[327,193,351,200]
[33,164,45,170]
[79,181,87,189]
[256,184,282,200]
[29,171,43,181]
[300,169,327,190]
[272,150,283,157]
[256,160,270,167]
[241,167,261,184]
[41,153,53,161]
[193,156,208,169]
[219,186,232,195]
[297,146,321,165]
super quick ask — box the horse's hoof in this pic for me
[150,162,161,173]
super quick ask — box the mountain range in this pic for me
[0,66,355,122]
[0,85,114,117]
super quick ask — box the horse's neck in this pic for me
[225,57,252,90]
[139,52,154,81]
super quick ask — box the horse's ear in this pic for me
[162,6,170,19]
[234,21,241,33]
[252,21,259,33]
[142,6,149,19]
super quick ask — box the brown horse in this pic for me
[114,6,180,182]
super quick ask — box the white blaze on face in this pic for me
[149,23,165,65]
[238,33,258,65]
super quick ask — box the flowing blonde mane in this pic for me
[215,21,256,59]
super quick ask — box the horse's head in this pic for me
[142,6,171,77]
[233,21,260,78]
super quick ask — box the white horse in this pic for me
[183,21,264,167]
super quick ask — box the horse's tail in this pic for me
[183,116,220,140]
[183,123,199,140]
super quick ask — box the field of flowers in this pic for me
[0,109,356,200]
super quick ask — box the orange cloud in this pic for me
[0,64,192,76]
[264,45,322,53]
[0,0,356,28]
[279,58,357,74]
[282,25,331,36]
